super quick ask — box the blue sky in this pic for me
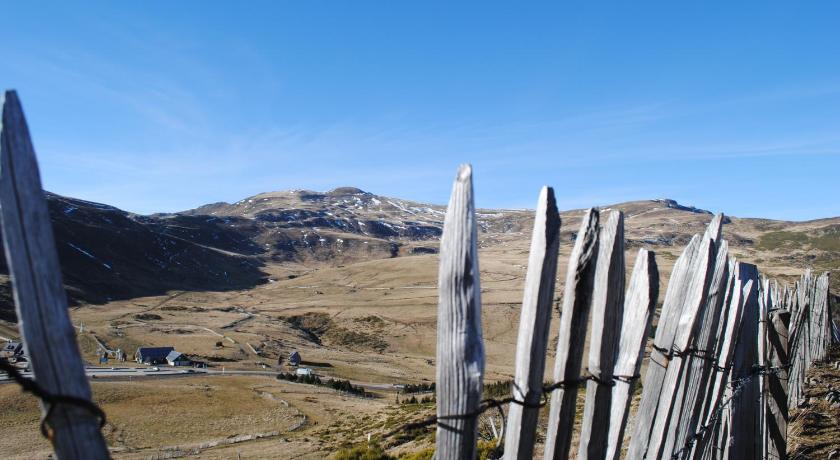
[2,2,839,220]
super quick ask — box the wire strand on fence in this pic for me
[0,358,106,440]
[669,364,790,460]
[388,363,790,457]
[384,371,640,439]
[652,344,719,363]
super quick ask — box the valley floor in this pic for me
[0,374,407,459]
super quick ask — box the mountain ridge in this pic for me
[0,188,837,323]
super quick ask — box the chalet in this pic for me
[135,346,174,365]
[288,350,301,367]
[166,351,191,367]
[1,341,23,358]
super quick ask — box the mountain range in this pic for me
[0,187,837,323]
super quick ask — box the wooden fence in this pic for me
[0,92,835,459]
[433,165,834,459]
[0,91,109,459]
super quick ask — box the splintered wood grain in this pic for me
[606,248,658,460]
[645,230,715,458]
[435,165,484,460]
[543,208,599,460]
[578,210,625,460]
[504,186,561,460]
[729,264,760,460]
[667,235,731,457]
[627,234,701,459]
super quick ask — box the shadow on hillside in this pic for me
[0,241,269,324]
[0,198,273,323]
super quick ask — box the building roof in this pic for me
[136,347,174,359]
[166,350,188,361]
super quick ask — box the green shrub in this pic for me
[332,443,394,460]
[276,373,366,396]
[399,441,499,460]
[402,382,435,394]
[477,440,502,460]
[483,380,512,399]
[400,447,433,460]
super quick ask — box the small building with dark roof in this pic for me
[1,341,23,358]
[288,351,301,367]
[135,346,175,365]
[166,350,191,367]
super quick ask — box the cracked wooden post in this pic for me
[0,90,110,459]
[543,208,600,460]
[605,248,658,460]
[435,164,484,460]
[503,186,561,460]
[757,278,770,460]
[815,273,830,361]
[729,263,760,460]
[691,260,740,460]
[578,210,625,460]
[765,306,789,460]
[627,233,702,459]
[670,238,730,459]
[645,226,717,459]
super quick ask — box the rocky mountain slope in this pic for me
[0,193,266,321]
[172,186,530,257]
[0,187,837,323]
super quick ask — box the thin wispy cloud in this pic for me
[2,2,838,220]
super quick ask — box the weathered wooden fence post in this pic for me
[765,306,789,460]
[814,273,830,361]
[628,215,721,459]
[645,225,717,459]
[757,278,769,460]
[578,210,625,459]
[543,208,600,460]
[716,279,757,460]
[0,90,110,459]
[503,186,561,460]
[801,271,812,374]
[788,272,811,408]
[692,262,741,460]
[729,263,760,460]
[784,271,832,416]
[787,280,803,409]
[627,234,701,459]
[605,248,658,460]
[435,164,484,460]
[669,233,730,459]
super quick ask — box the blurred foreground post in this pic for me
[0,90,109,459]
